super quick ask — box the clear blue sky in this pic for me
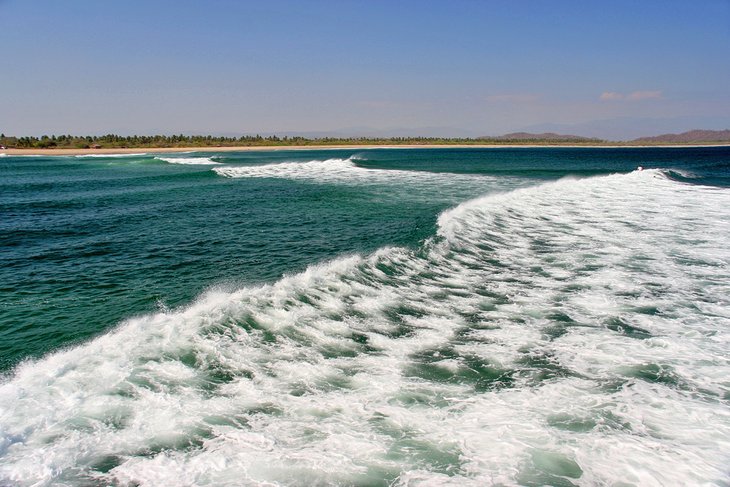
[1,0,729,139]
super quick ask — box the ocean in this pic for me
[0,147,728,486]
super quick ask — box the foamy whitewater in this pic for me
[1,161,729,486]
[213,157,508,199]
[76,154,148,158]
[155,156,221,165]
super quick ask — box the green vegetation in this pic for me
[4,132,726,149]
[0,133,608,149]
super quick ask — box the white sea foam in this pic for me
[1,169,729,486]
[155,156,221,165]
[75,153,148,158]
[213,157,513,200]
[214,157,359,179]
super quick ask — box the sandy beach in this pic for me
[3,143,729,156]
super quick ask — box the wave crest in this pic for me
[76,153,148,158]
[213,157,357,179]
[155,156,221,165]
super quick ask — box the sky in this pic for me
[1,0,729,139]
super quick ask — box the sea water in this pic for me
[0,147,728,486]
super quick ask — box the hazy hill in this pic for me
[632,129,730,144]
[482,132,599,142]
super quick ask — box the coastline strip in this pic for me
[3,143,730,156]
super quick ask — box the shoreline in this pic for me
[2,143,730,156]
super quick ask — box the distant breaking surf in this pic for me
[75,153,148,158]
[212,157,495,190]
[155,156,221,165]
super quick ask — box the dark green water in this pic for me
[0,147,727,369]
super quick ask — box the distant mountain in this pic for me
[481,132,599,141]
[631,129,730,144]
[517,115,730,141]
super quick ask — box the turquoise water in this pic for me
[1,147,729,485]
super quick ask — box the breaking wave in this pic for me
[213,157,363,180]
[75,154,148,158]
[1,169,729,486]
[211,157,507,198]
[155,156,221,165]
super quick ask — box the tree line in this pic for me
[0,133,606,149]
